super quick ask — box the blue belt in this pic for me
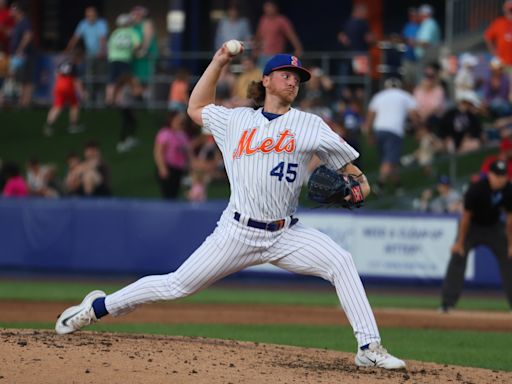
[234,212,298,232]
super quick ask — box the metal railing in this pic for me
[445,0,503,49]
[77,51,372,109]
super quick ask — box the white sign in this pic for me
[300,212,467,279]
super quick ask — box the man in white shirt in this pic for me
[364,78,419,193]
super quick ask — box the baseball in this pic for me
[225,40,242,55]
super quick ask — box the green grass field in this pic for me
[1,280,511,371]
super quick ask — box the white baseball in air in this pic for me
[225,40,242,55]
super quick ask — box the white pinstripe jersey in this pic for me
[202,104,359,221]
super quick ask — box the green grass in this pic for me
[2,322,511,371]
[0,280,510,311]
[0,109,497,207]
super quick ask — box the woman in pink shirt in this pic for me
[153,111,189,199]
[413,66,446,130]
[2,162,28,197]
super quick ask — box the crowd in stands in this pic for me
[2,0,512,207]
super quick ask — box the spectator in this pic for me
[413,175,463,214]
[64,152,84,196]
[9,1,35,107]
[82,140,112,197]
[26,157,60,197]
[215,64,236,106]
[454,53,479,100]
[214,3,252,50]
[153,111,189,199]
[130,6,159,99]
[43,55,85,137]
[401,7,420,89]
[400,121,442,174]
[337,3,373,99]
[1,161,28,197]
[116,83,139,153]
[298,66,334,112]
[254,1,303,69]
[364,77,419,193]
[440,159,512,313]
[415,4,441,71]
[484,0,512,72]
[482,57,512,119]
[106,13,141,105]
[66,6,108,59]
[231,55,262,106]
[0,0,14,53]
[187,134,224,203]
[413,65,446,131]
[168,67,190,112]
[334,98,364,167]
[438,90,483,154]
[481,137,512,179]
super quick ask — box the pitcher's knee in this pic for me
[326,251,357,283]
[165,273,197,299]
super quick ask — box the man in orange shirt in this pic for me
[485,0,512,68]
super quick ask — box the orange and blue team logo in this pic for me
[290,56,299,67]
[233,128,296,159]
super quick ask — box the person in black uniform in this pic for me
[440,159,512,312]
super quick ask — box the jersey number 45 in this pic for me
[270,162,298,182]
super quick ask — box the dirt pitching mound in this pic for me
[1,329,510,384]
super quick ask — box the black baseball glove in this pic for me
[307,165,365,209]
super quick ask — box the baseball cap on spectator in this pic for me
[456,90,480,107]
[437,175,451,186]
[489,160,508,175]
[418,4,434,15]
[459,53,478,67]
[490,57,503,69]
[263,54,311,82]
[116,13,132,27]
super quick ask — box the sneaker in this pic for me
[117,137,139,153]
[55,290,106,335]
[43,124,54,137]
[67,124,85,134]
[438,304,453,314]
[355,342,406,370]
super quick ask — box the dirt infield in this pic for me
[1,329,511,384]
[1,301,512,383]
[1,300,511,331]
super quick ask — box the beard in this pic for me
[267,84,298,104]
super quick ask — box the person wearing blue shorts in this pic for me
[365,78,419,193]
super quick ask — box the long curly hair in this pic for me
[246,81,266,107]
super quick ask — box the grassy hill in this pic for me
[0,107,496,208]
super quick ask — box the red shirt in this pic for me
[484,17,512,65]
[0,8,14,52]
[256,15,295,55]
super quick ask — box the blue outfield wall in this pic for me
[0,198,504,288]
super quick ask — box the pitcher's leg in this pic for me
[106,228,260,316]
[270,224,380,347]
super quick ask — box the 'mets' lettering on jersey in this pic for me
[232,128,296,159]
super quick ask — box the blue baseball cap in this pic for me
[263,54,311,82]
